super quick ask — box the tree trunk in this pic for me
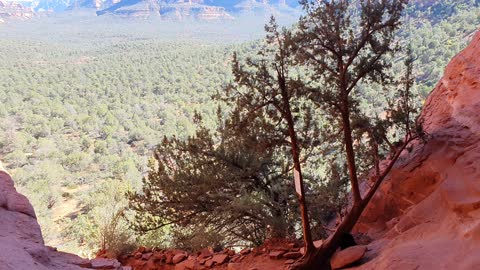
[278,71,315,254]
[291,201,366,270]
[285,108,315,254]
[341,101,361,204]
[289,137,413,270]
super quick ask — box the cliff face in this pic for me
[354,30,480,269]
[0,164,128,270]
[0,1,34,21]
[96,1,234,19]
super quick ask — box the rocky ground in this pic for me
[104,238,364,270]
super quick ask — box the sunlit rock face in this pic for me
[0,1,34,21]
[0,166,124,270]
[353,31,480,270]
[95,0,301,19]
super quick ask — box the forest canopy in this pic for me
[0,0,479,257]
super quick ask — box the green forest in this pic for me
[0,0,479,258]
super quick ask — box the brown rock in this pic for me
[230,255,245,263]
[173,253,187,264]
[134,252,142,259]
[198,256,211,264]
[330,245,366,270]
[6,192,36,218]
[142,252,152,260]
[198,248,213,258]
[240,248,251,255]
[227,262,242,270]
[268,250,286,259]
[211,254,229,265]
[283,251,302,259]
[166,252,174,264]
[90,258,121,269]
[181,259,196,270]
[153,252,166,262]
[205,259,215,268]
[285,259,295,264]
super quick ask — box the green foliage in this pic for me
[67,179,136,258]
[128,116,303,247]
[0,0,478,255]
[0,35,244,253]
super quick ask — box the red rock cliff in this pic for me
[354,30,480,269]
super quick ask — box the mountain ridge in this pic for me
[95,0,301,19]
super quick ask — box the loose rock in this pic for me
[330,245,367,270]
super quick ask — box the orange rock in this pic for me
[211,254,229,265]
[204,259,215,268]
[283,252,302,259]
[240,248,251,255]
[352,31,480,270]
[330,246,366,269]
[268,250,286,259]
[173,253,187,264]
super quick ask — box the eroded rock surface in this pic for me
[353,30,480,270]
[0,165,124,270]
[330,245,367,270]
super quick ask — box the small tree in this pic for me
[128,20,336,250]
[128,112,308,247]
[289,0,421,268]
[222,18,326,253]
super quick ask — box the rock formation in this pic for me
[0,0,34,22]
[353,30,480,269]
[96,0,234,19]
[0,163,127,270]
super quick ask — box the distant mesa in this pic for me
[0,0,34,21]
[95,0,300,19]
[96,0,235,20]
[0,0,301,21]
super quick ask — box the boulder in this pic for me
[330,245,367,270]
[268,250,286,259]
[205,259,215,268]
[141,252,152,260]
[211,254,229,265]
[90,258,122,269]
[172,253,187,264]
[283,251,302,259]
[6,192,36,218]
[0,166,123,270]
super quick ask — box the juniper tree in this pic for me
[221,19,327,253]
[128,19,333,250]
[128,98,326,248]
[289,0,421,268]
